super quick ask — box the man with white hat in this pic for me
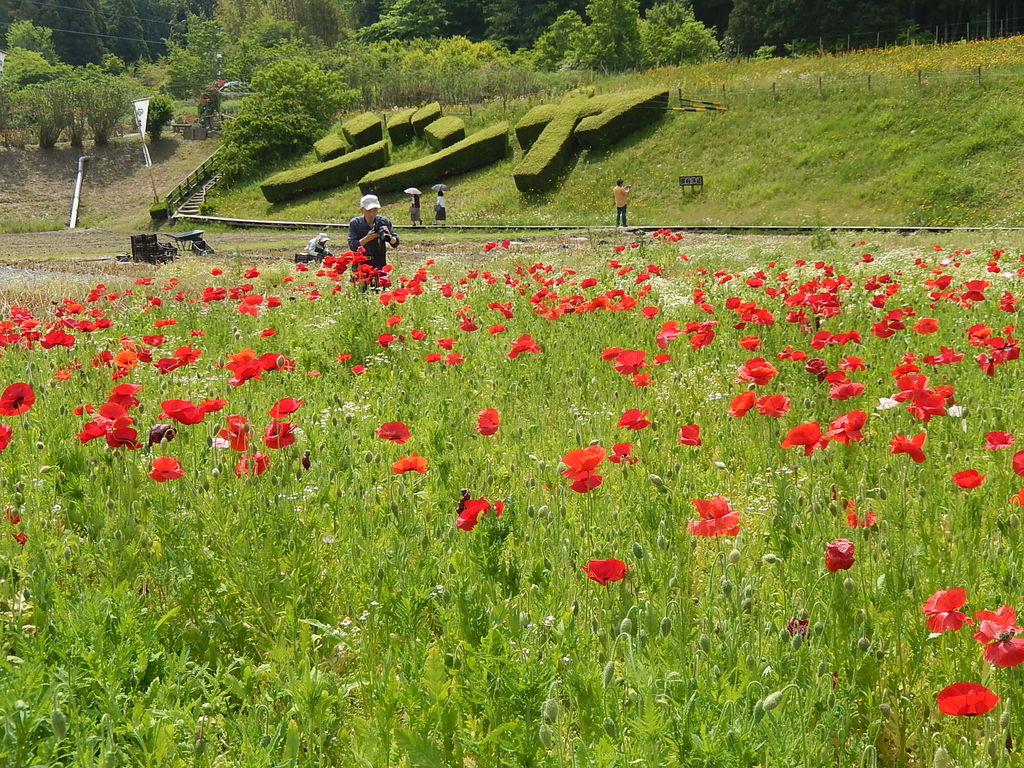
[304,232,331,260]
[347,194,399,282]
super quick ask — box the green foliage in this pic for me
[386,106,419,144]
[341,111,385,147]
[638,1,720,67]
[423,115,466,150]
[4,20,58,63]
[512,96,610,193]
[219,57,354,181]
[362,0,447,41]
[148,200,169,220]
[573,87,669,150]
[514,103,557,150]
[578,0,642,71]
[260,140,389,202]
[530,10,587,71]
[358,122,509,194]
[411,102,443,136]
[313,131,351,162]
[1,47,68,89]
[146,93,175,141]
[20,80,73,148]
[79,70,130,145]
[165,16,228,98]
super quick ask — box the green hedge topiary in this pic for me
[261,141,389,203]
[423,116,466,151]
[514,104,557,151]
[512,97,612,194]
[341,112,384,147]
[314,131,350,162]
[410,102,442,136]
[573,88,671,150]
[358,123,509,195]
[149,201,168,221]
[387,107,418,145]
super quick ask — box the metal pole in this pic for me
[68,155,91,229]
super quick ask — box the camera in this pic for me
[375,224,393,243]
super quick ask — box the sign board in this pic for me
[131,98,153,167]
[679,175,704,187]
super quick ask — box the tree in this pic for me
[580,0,642,70]
[4,20,59,62]
[0,47,69,88]
[639,0,719,67]
[146,93,175,140]
[21,78,75,147]
[531,9,586,70]
[98,0,149,62]
[362,0,448,40]
[11,0,107,64]
[79,69,129,144]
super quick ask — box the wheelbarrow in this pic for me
[161,230,214,255]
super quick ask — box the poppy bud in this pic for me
[660,617,671,636]
[741,597,753,612]
[713,461,727,469]
[518,611,530,628]
[752,700,766,723]
[932,746,952,768]
[51,709,67,740]
[880,703,891,718]
[987,739,998,761]
[1001,710,1011,728]
[728,549,740,563]
[602,717,618,739]
[542,698,559,723]
[194,736,207,757]
[632,542,644,560]
[698,634,710,652]
[844,577,855,590]
[602,660,615,688]
[657,534,668,549]
[538,723,553,749]
[537,505,549,517]
[1011,514,1021,529]
[364,452,374,464]
[857,636,871,651]
[35,441,44,450]
[63,546,72,561]
[721,578,733,596]
[762,690,784,712]
[791,633,803,650]
[301,451,311,470]
[813,621,824,635]
[649,474,665,487]
[211,468,219,477]
[762,553,780,564]
[619,618,633,635]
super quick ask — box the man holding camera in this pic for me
[613,180,632,227]
[348,194,399,286]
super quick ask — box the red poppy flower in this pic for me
[106,426,141,450]
[263,421,296,449]
[913,317,940,334]
[0,424,12,452]
[781,421,828,456]
[937,683,999,716]
[953,469,985,489]
[728,390,756,417]
[755,394,790,417]
[561,446,606,493]
[351,365,366,375]
[617,409,651,430]
[199,397,227,413]
[923,588,973,633]
[984,431,1015,450]
[376,421,411,444]
[973,606,1024,668]
[890,433,927,463]
[825,538,855,572]
[269,397,303,419]
[608,442,638,465]
[845,499,876,528]
[581,558,630,584]
[392,453,428,474]
[148,456,184,482]
[508,333,540,359]
[1010,488,1024,506]
[456,497,500,531]
[1013,450,1024,477]
[738,336,762,351]
[160,399,205,425]
[735,357,779,386]
[0,382,35,416]
[827,410,867,444]
[235,451,270,477]
[687,496,740,537]
[678,424,701,446]
[476,408,500,436]
[218,415,251,451]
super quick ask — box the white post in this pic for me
[68,156,91,229]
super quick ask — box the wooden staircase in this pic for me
[173,173,222,217]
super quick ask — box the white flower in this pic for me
[947,405,964,417]
[876,397,900,411]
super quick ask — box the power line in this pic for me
[0,19,166,46]
[11,0,174,27]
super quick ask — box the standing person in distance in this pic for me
[348,194,399,287]
[434,190,446,226]
[409,193,422,227]
[613,179,631,227]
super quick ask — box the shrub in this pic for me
[149,201,169,221]
[358,122,509,195]
[514,104,557,151]
[423,115,465,151]
[342,112,385,147]
[512,96,611,194]
[410,101,441,135]
[314,131,350,162]
[261,140,389,203]
[386,106,418,144]
[572,88,670,150]
[147,94,175,142]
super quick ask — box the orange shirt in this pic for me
[613,185,629,206]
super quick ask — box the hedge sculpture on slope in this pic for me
[387,107,418,145]
[342,112,385,147]
[424,116,466,151]
[261,141,389,203]
[512,96,613,194]
[514,104,557,151]
[410,102,442,136]
[314,131,350,162]
[358,123,509,195]
[573,88,671,150]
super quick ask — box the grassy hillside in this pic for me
[208,37,1024,228]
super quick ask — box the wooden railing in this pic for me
[164,146,223,218]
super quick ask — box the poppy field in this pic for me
[0,233,1022,767]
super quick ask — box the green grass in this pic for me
[208,36,1024,228]
[0,219,67,234]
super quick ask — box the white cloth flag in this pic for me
[132,98,153,167]
[0,50,6,76]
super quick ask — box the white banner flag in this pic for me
[132,98,152,167]
[0,50,6,76]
